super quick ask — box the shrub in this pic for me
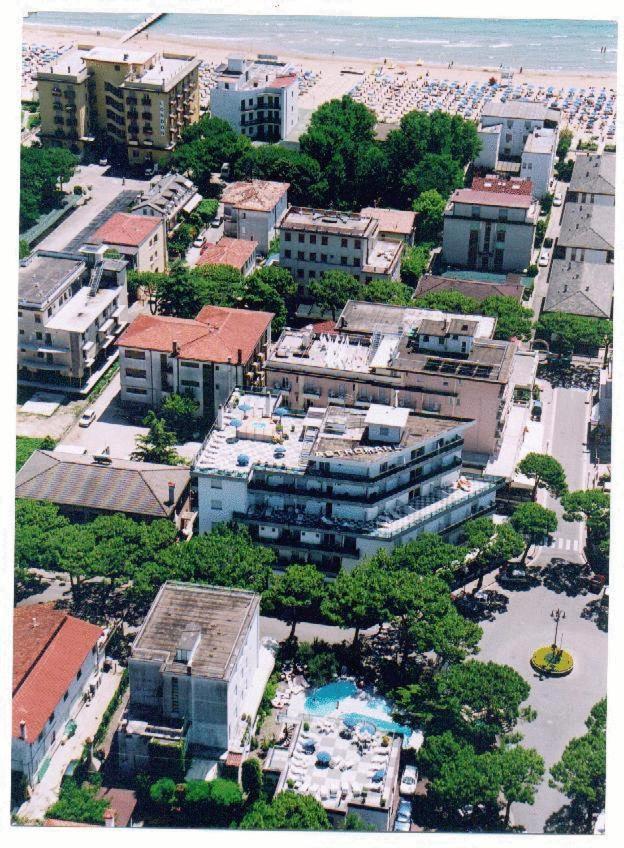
[307,650,339,687]
[73,185,83,195]
[242,757,263,802]
[46,779,109,825]
[303,721,310,732]
[527,264,538,278]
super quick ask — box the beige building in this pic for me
[278,207,404,297]
[36,45,201,165]
[197,237,258,277]
[222,180,289,254]
[360,207,417,244]
[266,301,518,462]
[88,212,167,272]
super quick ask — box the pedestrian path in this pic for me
[536,536,580,552]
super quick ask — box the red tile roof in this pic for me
[90,212,162,247]
[270,74,298,89]
[197,237,257,272]
[226,751,243,768]
[13,605,102,741]
[360,207,416,235]
[415,274,524,304]
[311,319,338,334]
[97,787,138,827]
[472,176,533,195]
[451,188,533,209]
[222,180,290,212]
[117,305,273,364]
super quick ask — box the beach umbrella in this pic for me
[229,418,242,428]
[273,406,289,417]
[372,769,386,783]
[238,402,252,412]
[302,739,316,753]
[236,454,250,467]
[317,751,331,766]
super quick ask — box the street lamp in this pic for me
[551,608,566,656]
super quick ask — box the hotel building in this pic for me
[36,46,201,164]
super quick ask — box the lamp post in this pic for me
[551,608,566,656]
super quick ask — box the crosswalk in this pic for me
[536,536,580,552]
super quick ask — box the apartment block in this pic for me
[36,46,201,164]
[278,207,404,296]
[554,204,614,264]
[18,246,128,390]
[118,582,272,771]
[193,390,502,572]
[132,172,202,235]
[359,207,417,244]
[12,606,104,787]
[477,100,561,160]
[266,301,516,461]
[222,180,289,253]
[89,212,167,272]
[117,305,273,422]
[519,128,557,199]
[442,179,539,273]
[210,56,298,141]
[567,153,616,206]
[197,237,258,276]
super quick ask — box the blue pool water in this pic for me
[304,680,412,737]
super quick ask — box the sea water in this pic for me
[25,13,617,73]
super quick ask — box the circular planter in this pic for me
[530,645,574,677]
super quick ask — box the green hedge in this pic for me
[93,669,128,746]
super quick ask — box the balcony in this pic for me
[245,526,359,558]
[302,385,321,398]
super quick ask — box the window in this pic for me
[298,251,305,260]
[341,256,347,265]
[36,332,42,340]
[321,236,328,245]
[309,252,316,262]
[181,379,200,387]
[125,368,146,379]
[341,238,348,248]
[496,230,506,243]
[211,499,222,510]
[63,690,68,702]
[298,233,305,243]
[285,232,291,242]
[355,239,361,249]
[210,479,223,488]
[284,249,291,259]
[310,234,317,245]
[171,677,179,712]
[35,314,42,324]
[76,669,82,681]
[309,269,316,278]
[181,360,199,368]
[125,349,146,360]
[127,387,147,395]
[297,269,304,279]
[320,253,327,262]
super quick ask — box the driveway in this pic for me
[478,579,607,833]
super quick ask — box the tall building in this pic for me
[18,246,128,391]
[442,179,539,273]
[209,56,298,141]
[118,582,271,772]
[266,301,517,460]
[193,389,502,571]
[36,46,201,164]
[278,207,404,297]
[477,100,561,160]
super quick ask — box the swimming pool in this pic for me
[303,679,412,737]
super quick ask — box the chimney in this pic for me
[216,405,224,429]
[172,339,179,356]
[104,808,116,827]
[168,481,176,504]
[237,348,243,365]
[67,65,71,73]
[19,720,27,741]
[124,53,129,61]
[32,616,38,629]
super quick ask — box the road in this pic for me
[531,181,566,321]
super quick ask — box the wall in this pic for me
[475,124,501,169]
[442,212,534,273]
[521,149,554,200]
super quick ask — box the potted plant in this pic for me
[303,721,310,732]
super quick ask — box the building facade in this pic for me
[266,302,516,460]
[18,246,128,390]
[567,153,616,206]
[442,182,538,273]
[222,180,289,254]
[89,212,167,273]
[478,101,561,159]
[278,207,404,296]
[118,582,270,772]
[117,305,273,421]
[36,46,201,164]
[210,56,298,141]
[554,205,614,265]
[520,128,557,199]
[12,606,103,787]
[132,172,202,235]
[193,390,502,572]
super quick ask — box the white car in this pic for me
[539,250,550,267]
[98,158,108,167]
[553,193,562,207]
[193,236,205,248]
[78,408,96,428]
[400,765,418,796]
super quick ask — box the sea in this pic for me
[24,13,617,73]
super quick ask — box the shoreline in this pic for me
[23,21,617,89]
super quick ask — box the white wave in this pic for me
[490,42,512,49]
[386,38,451,45]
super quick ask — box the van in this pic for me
[531,400,543,421]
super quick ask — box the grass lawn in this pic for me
[16,436,56,471]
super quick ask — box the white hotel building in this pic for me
[193,390,502,572]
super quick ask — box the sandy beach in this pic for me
[23,20,617,115]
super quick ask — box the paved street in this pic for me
[531,181,566,320]
[478,579,607,833]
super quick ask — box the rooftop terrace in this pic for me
[337,300,497,338]
[19,253,84,307]
[280,208,378,239]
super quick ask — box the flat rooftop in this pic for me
[362,238,403,274]
[523,128,556,154]
[481,100,561,122]
[134,54,193,85]
[280,208,377,239]
[337,300,497,339]
[193,390,467,476]
[131,582,260,681]
[46,285,121,333]
[19,254,85,307]
[86,46,155,65]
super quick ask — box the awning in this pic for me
[182,193,202,214]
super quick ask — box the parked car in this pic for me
[499,565,531,586]
[553,193,563,207]
[78,407,96,428]
[531,399,543,421]
[210,216,222,228]
[193,236,205,248]
[400,765,418,796]
[394,798,412,832]
[98,158,108,166]
[539,250,550,267]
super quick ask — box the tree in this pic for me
[359,277,414,306]
[168,221,198,258]
[46,779,109,825]
[341,812,376,831]
[126,270,169,305]
[19,238,30,260]
[481,296,534,341]
[161,392,200,442]
[235,144,322,206]
[413,189,447,241]
[239,790,331,830]
[510,502,558,563]
[428,745,501,820]
[184,778,243,826]
[556,128,574,160]
[401,152,464,206]
[153,262,205,317]
[309,270,361,320]
[47,522,97,602]
[14,499,69,570]
[172,116,251,193]
[131,411,184,465]
[537,313,612,356]
[414,290,480,315]
[241,757,263,803]
[549,701,606,831]
[149,777,178,812]
[306,650,340,686]
[263,563,326,639]
[321,561,388,646]
[516,453,568,500]
[20,145,78,230]
[246,265,297,315]
[194,198,219,224]
[498,746,545,827]
[401,242,434,285]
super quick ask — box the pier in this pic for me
[119,12,164,43]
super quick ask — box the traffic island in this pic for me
[530,645,574,676]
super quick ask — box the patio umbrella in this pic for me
[229,418,242,428]
[372,769,386,783]
[273,406,289,417]
[302,739,316,753]
[343,717,357,730]
[236,454,250,466]
[316,751,331,766]
[238,402,252,412]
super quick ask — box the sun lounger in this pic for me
[329,782,339,798]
